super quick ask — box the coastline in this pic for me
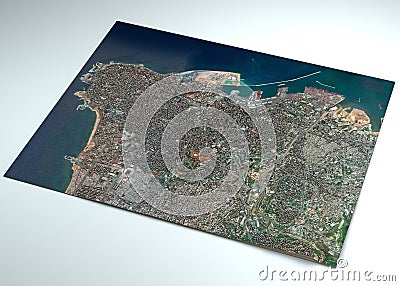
[65,90,100,194]
[333,105,378,136]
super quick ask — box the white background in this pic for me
[0,1,399,285]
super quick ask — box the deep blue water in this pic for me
[5,82,96,192]
[4,21,394,192]
[248,68,393,131]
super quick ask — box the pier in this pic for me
[248,71,321,87]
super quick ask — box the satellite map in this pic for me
[5,21,394,267]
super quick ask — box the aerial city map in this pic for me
[5,21,394,267]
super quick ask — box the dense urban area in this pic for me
[65,62,377,267]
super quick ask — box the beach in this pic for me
[65,90,100,195]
